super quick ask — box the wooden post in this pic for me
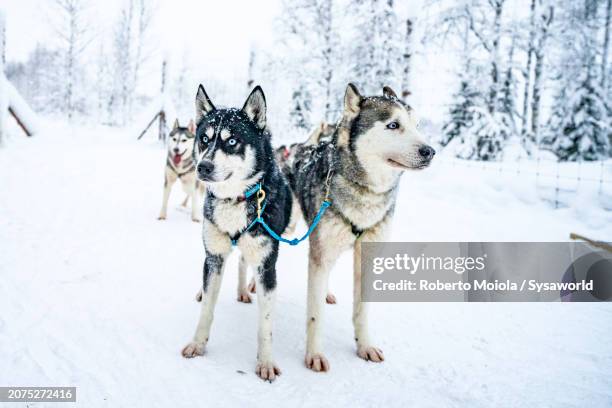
[137,111,160,140]
[158,110,166,142]
[8,107,33,136]
[159,60,167,141]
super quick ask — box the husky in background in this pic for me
[181,85,293,382]
[157,119,204,222]
[284,83,435,372]
[274,121,336,167]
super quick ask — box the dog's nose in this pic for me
[197,160,214,178]
[418,145,435,160]
[173,147,180,154]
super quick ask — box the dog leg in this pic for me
[189,187,201,223]
[247,276,257,294]
[181,195,189,207]
[182,252,227,358]
[181,177,201,223]
[305,250,334,372]
[353,239,384,363]
[254,248,281,382]
[237,256,251,303]
[158,174,175,220]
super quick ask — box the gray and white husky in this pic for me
[157,119,205,222]
[283,83,435,372]
[181,85,293,382]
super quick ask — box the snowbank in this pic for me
[0,123,610,407]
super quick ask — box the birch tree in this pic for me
[400,17,414,98]
[51,0,92,119]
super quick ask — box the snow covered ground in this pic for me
[1,121,611,407]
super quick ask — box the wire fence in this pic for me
[436,155,612,210]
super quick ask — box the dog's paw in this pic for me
[256,360,281,382]
[191,217,201,223]
[305,352,330,372]
[157,215,166,220]
[181,342,205,358]
[247,279,257,294]
[195,290,202,302]
[357,345,384,363]
[237,291,252,303]
[325,293,337,304]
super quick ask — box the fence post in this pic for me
[555,160,560,209]
[599,161,605,200]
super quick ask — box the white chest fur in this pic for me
[212,200,248,235]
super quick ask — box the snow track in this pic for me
[0,122,611,407]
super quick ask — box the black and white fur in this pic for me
[181,85,293,382]
[157,119,205,222]
[284,83,435,372]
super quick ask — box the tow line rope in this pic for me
[231,171,332,246]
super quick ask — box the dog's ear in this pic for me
[242,86,266,130]
[195,85,216,124]
[343,83,362,118]
[337,83,362,147]
[187,119,196,135]
[383,86,399,100]
[173,119,180,130]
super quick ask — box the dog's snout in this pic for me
[197,161,214,178]
[173,147,180,154]
[418,145,435,160]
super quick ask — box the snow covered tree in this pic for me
[426,0,514,160]
[273,0,338,126]
[400,18,414,99]
[350,0,402,94]
[546,70,609,161]
[50,0,92,119]
[441,79,480,147]
[109,0,155,125]
[246,48,256,92]
[530,2,554,143]
[290,83,312,131]
[544,0,610,161]
[7,45,63,114]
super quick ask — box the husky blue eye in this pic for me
[203,136,209,143]
[387,121,399,130]
[228,138,237,146]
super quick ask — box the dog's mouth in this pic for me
[386,158,431,170]
[172,151,186,165]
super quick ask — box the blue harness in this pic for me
[230,182,331,246]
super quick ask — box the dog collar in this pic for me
[220,182,262,203]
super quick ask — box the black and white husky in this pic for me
[181,85,293,382]
[284,83,435,372]
[157,119,205,222]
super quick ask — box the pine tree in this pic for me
[544,0,610,160]
[441,80,479,148]
[546,69,610,161]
